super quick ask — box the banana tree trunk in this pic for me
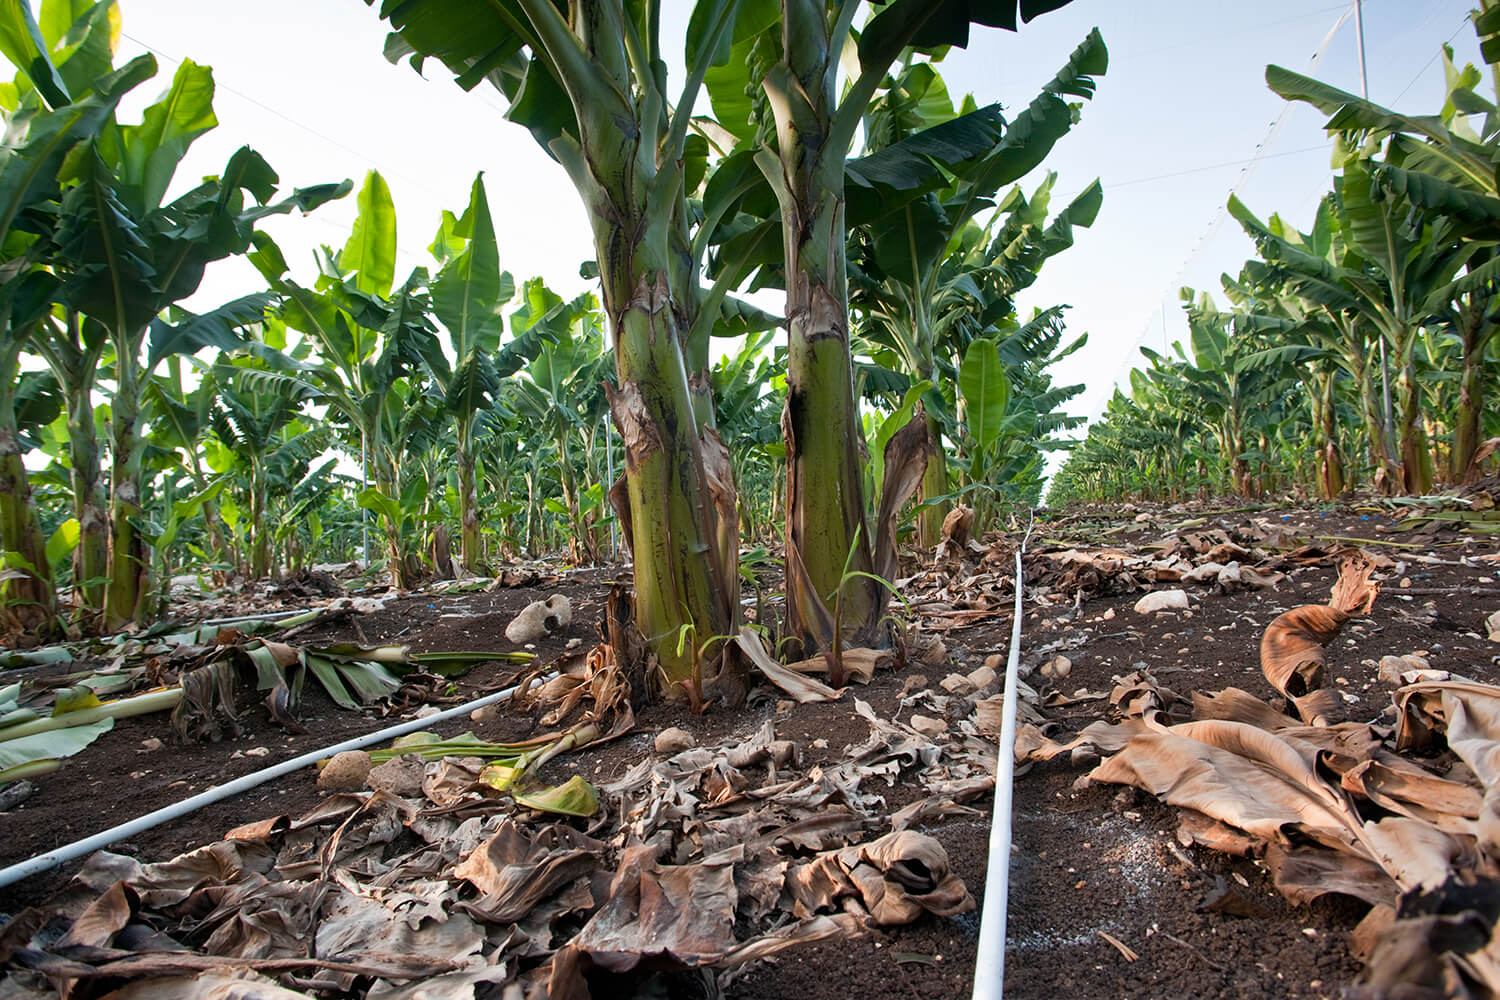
[1314,372,1345,500]
[457,453,482,572]
[374,467,417,590]
[0,365,58,635]
[250,465,269,579]
[606,275,733,683]
[916,410,947,548]
[104,346,148,632]
[1451,298,1493,482]
[1395,353,1434,495]
[64,375,108,611]
[1351,351,1398,491]
[455,418,485,573]
[770,10,877,647]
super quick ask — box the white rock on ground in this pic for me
[1488,610,1500,643]
[505,594,573,644]
[655,727,696,754]
[1133,589,1190,615]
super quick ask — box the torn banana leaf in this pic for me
[303,653,401,711]
[0,646,74,668]
[0,717,114,784]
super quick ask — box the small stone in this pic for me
[1399,577,1412,589]
[776,699,795,714]
[1041,655,1072,680]
[139,738,163,752]
[470,704,500,723]
[244,746,270,758]
[984,653,1004,670]
[413,705,441,719]
[565,637,583,650]
[899,674,929,697]
[812,738,828,749]
[318,750,371,791]
[1133,590,1190,615]
[1379,653,1431,685]
[1102,608,1116,620]
[1487,610,1500,643]
[966,665,997,690]
[939,673,975,696]
[364,755,423,797]
[909,714,947,737]
[655,727,696,754]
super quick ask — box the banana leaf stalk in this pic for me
[0,687,183,742]
[365,729,561,764]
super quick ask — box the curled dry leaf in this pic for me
[940,505,974,549]
[785,829,974,924]
[1260,556,1378,702]
[783,646,890,684]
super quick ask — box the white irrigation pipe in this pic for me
[0,672,554,890]
[972,514,1034,1000]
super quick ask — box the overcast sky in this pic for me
[113,0,1483,428]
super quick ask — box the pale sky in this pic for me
[113,0,1483,429]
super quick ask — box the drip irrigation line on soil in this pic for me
[972,512,1035,1000]
[0,671,557,891]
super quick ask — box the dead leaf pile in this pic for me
[1016,566,1500,997]
[0,691,989,999]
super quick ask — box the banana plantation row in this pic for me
[1052,15,1500,506]
[0,0,1100,700]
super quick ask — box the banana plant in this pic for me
[698,0,1081,650]
[0,5,157,634]
[505,279,612,565]
[370,0,746,694]
[1265,21,1500,489]
[424,173,516,573]
[48,52,348,629]
[710,330,783,540]
[207,356,323,578]
[144,357,233,571]
[251,172,440,590]
[850,36,1105,545]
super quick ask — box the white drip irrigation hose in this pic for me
[0,672,555,891]
[972,514,1034,1000]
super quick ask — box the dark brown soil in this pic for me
[2,500,1498,999]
